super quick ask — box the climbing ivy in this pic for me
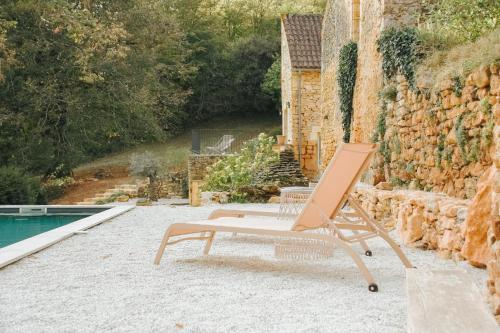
[337,41,358,143]
[377,27,422,90]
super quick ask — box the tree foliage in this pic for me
[261,55,281,111]
[0,166,45,204]
[421,0,500,44]
[0,0,323,177]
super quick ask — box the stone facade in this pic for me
[281,15,322,179]
[289,70,321,179]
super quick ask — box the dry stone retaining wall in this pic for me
[187,155,223,184]
[353,186,470,260]
[372,65,498,199]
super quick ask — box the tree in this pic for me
[261,55,281,111]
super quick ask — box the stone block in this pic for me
[491,74,500,96]
[472,65,491,88]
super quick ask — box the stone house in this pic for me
[280,14,322,179]
[322,0,500,320]
[282,0,500,319]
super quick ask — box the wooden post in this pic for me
[189,180,202,207]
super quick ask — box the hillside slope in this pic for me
[54,115,280,204]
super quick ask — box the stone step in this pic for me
[77,200,96,205]
[116,184,138,190]
[103,190,121,196]
[407,269,498,333]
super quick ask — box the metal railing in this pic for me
[191,129,259,155]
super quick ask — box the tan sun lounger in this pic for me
[154,143,413,292]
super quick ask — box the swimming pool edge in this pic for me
[0,205,135,269]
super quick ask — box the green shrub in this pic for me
[452,75,464,96]
[203,133,278,196]
[0,167,45,204]
[372,107,387,143]
[421,0,500,44]
[129,151,164,201]
[261,55,281,110]
[468,138,480,163]
[455,114,467,158]
[481,97,492,115]
[435,132,446,168]
[42,176,75,202]
[390,177,409,188]
[337,41,358,143]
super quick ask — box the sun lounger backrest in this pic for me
[220,135,235,150]
[292,143,376,231]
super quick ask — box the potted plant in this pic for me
[276,135,286,145]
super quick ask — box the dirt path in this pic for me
[51,176,134,204]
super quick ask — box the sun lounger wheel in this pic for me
[368,283,378,292]
[365,250,372,256]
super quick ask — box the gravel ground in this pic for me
[0,204,487,333]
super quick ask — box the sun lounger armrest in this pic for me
[208,209,282,220]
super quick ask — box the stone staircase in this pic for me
[77,183,141,205]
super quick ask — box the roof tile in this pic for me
[282,14,323,69]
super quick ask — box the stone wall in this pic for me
[158,170,187,199]
[187,154,224,205]
[353,179,499,318]
[353,185,470,260]
[372,65,497,199]
[187,154,223,184]
[351,0,384,144]
[320,0,423,166]
[320,0,352,168]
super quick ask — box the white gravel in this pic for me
[0,204,487,333]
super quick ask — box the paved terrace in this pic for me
[0,204,486,332]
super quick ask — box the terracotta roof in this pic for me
[282,14,323,70]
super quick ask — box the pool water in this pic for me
[0,215,91,248]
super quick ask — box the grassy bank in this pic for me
[73,114,281,178]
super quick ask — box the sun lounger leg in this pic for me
[376,230,413,268]
[351,230,372,256]
[332,238,378,292]
[203,231,216,255]
[154,229,171,265]
[348,196,412,267]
